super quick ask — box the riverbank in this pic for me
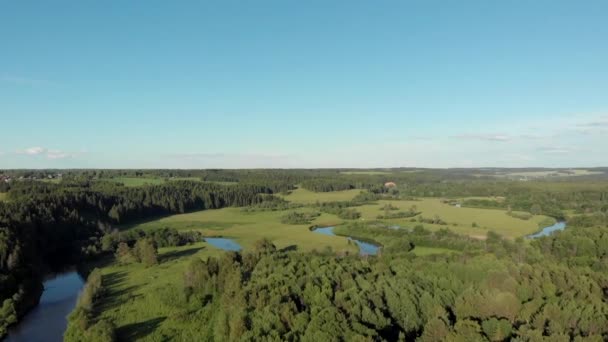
[5,269,84,342]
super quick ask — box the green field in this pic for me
[91,243,224,340]
[355,198,552,239]
[108,177,166,187]
[340,171,391,175]
[122,195,552,253]
[121,207,356,254]
[86,192,567,339]
[495,169,604,179]
[277,187,362,203]
[0,193,7,201]
[105,177,235,187]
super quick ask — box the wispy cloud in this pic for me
[1,76,57,87]
[167,152,290,160]
[163,152,293,168]
[15,147,78,160]
[451,134,511,142]
[537,147,571,154]
[576,117,608,128]
[17,146,46,155]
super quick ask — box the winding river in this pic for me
[526,221,567,239]
[204,237,242,251]
[5,270,84,342]
[313,226,380,255]
[5,221,566,340]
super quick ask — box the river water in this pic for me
[205,237,242,251]
[313,227,380,255]
[5,270,84,342]
[4,221,565,341]
[527,221,567,239]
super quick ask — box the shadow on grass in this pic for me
[98,285,142,311]
[280,244,298,252]
[103,270,129,288]
[117,316,166,341]
[160,246,204,263]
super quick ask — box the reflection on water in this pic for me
[205,237,242,251]
[6,270,84,342]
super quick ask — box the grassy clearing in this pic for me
[0,193,7,201]
[496,169,603,179]
[106,177,233,187]
[168,177,202,182]
[93,242,224,340]
[277,188,362,203]
[120,207,356,254]
[354,198,552,239]
[340,171,391,175]
[108,177,165,187]
[91,193,552,339]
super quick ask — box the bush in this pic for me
[281,211,321,225]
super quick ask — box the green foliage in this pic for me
[65,269,115,341]
[3,169,608,340]
[0,298,17,336]
[133,239,158,267]
[280,211,321,225]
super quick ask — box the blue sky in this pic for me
[1,1,607,168]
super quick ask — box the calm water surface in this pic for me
[313,227,380,256]
[527,221,567,239]
[6,270,84,342]
[205,237,242,251]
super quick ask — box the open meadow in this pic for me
[89,191,552,339]
[90,243,225,340]
[277,187,362,203]
[355,198,553,239]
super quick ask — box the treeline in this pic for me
[315,201,362,220]
[280,211,321,225]
[0,180,276,338]
[154,230,607,341]
[64,269,116,341]
[533,226,608,271]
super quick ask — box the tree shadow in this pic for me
[160,246,204,263]
[103,270,129,288]
[96,284,142,313]
[117,316,166,341]
[280,244,298,252]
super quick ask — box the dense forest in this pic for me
[1,168,608,340]
[67,226,608,341]
[0,179,275,337]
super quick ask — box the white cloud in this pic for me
[538,147,571,154]
[47,150,73,160]
[15,147,77,160]
[451,134,511,142]
[17,146,46,155]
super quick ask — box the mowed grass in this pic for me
[277,188,362,204]
[354,198,553,239]
[121,207,356,254]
